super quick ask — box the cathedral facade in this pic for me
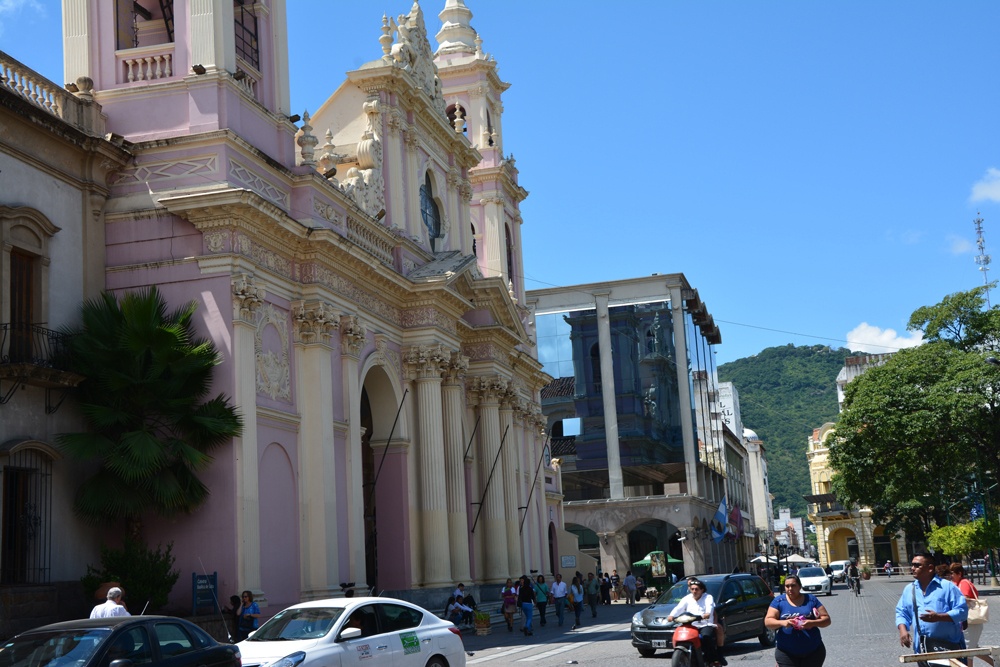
[1,0,578,621]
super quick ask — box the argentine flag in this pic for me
[711,496,728,543]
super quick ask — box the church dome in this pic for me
[743,427,761,442]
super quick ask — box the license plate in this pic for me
[652,640,667,648]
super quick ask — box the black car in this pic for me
[0,616,240,667]
[631,573,776,658]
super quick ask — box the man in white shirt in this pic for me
[90,587,131,618]
[550,573,569,627]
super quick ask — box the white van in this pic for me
[829,559,852,582]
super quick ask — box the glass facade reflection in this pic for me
[538,294,721,502]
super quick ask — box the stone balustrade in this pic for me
[0,50,103,135]
[117,44,174,83]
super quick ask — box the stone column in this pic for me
[479,196,504,279]
[594,292,624,499]
[670,284,700,498]
[442,352,471,583]
[471,375,508,583]
[405,344,452,587]
[292,300,340,600]
[385,109,407,231]
[232,274,264,597]
[405,130,421,239]
[500,391,521,576]
[340,315,368,585]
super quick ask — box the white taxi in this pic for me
[237,597,465,667]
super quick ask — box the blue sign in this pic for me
[192,572,219,616]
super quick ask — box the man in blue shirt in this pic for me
[895,552,968,663]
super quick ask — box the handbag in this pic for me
[967,596,989,625]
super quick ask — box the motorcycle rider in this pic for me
[666,578,726,667]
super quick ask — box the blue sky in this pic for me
[3,1,999,365]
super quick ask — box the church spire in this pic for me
[435,0,478,56]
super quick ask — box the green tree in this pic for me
[57,287,242,536]
[829,285,1000,544]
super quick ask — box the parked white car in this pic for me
[237,597,465,667]
[828,559,852,583]
[796,566,832,596]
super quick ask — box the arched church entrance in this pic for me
[360,364,408,592]
[827,527,859,564]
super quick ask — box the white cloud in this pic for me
[0,0,44,38]
[846,322,923,354]
[948,234,974,254]
[971,167,1000,203]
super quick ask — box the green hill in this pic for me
[718,344,852,517]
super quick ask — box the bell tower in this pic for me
[62,0,294,161]
[434,0,528,301]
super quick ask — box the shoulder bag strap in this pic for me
[912,582,922,638]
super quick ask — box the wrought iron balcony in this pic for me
[0,323,84,411]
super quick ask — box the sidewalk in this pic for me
[459,600,639,653]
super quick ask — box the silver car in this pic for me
[238,597,465,667]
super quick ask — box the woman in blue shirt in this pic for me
[764,575,832,666]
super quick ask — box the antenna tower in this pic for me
[975,212,992,307]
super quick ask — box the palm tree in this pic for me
[57,287,241,537]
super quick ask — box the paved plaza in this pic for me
[460,576,1000,666]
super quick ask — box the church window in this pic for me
[446,104,468,135]
[234,0,260,71]
[419,173,442,252]
[505,223,514,283]
[471,223,477,257]
[486,109,495,146]
[1,207,58,366]
[115,0,174,49]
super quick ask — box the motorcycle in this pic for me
[668,612,706,667]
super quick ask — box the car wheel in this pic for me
[759,626,776,647]
[425,657,447,667]
[637,648,656,658]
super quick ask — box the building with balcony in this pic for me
[528,274,756,576]
[0,50,131,636]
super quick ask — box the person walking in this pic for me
[623,570,638,606]
[667,578,726,667]
[765,574,831,667]
[518,575,536,635]
[551,573,568,627]
[570,575,585,629]
[501,578,519,632]
[948,562,984,665]
[896,552,968,667]
[533,574,550,627]
[611,569,621,602]
[585,572,601,618]
[600,573,612,605]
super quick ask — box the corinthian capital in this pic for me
[293,300,340,344]
[340,315,368,357]
[404,344,448,380]
[467,374,510,405]
[233,273,265,323]
[443,351,469,384]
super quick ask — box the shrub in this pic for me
[81,538,180,612]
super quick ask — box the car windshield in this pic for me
[797,568,825,578]
[830,564,844,570]
[0,629,111,667]
[249,607,345,641]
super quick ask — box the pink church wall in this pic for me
[375,450,411,590]
[259,441,301,614]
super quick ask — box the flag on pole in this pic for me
[711,496,728,543]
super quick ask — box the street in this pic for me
[460,576,1000,666]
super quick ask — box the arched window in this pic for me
[486,109,494,147]
[505,223,514,284]
[446,103,468,134]
[419,173,442,252]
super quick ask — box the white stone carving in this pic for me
[339,99,385,218]
[374,334,401,377]
[297,110,318,167]
[404,343,448,380]
[232,273,264,322]
[292,300,340,344]
[205,231,227,253]
[340,315,368,357]
[384,2,446,116]
[255,303,291,401]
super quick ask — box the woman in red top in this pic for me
[948,562,983,662]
